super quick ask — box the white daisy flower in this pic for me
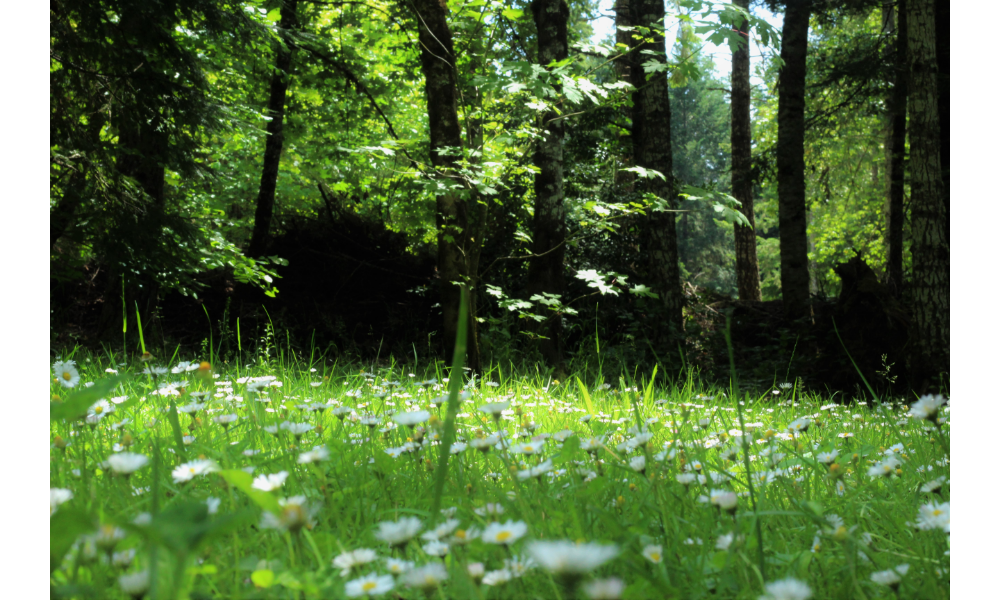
[641,544,662,563]
[482,568,512,586]
[260,496,317,533]
[171,459,219,484]
[516,459,554,481]
[298,446,330,464]
[385,557,414,575]
[759,578,812,600]
[50,488,73,516]
[118,570,150,598]
[422,540,449,556]
[478,401,510,418]
[53,360,81,388]
[908,394,946,421]
[88,399,115,421]
[481,520,529,545]
[333,548,378,576]
[420,519,460,542]
[920,476,947,494]
[467,562,485,581]
[502,554,536,577]
[252,471,289,492]
[106,452,149,475]
[871,564,909,589]
[374,516,422,546]
[526,540,619,575]
[915,501,949,532]
[400,562,448,590]
[344,573,394,597]
[393,410,431,427]
[816,449,839,464]
[629,455,647,473]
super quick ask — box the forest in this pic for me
[50,0,949,397]
[47,2,953,599]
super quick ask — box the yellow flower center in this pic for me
[62,371,72,381]
[362,582,376,592]
[523,445,533,453]
[933,509,943,517]
[94,406,103,414]
[496,531,512,542]
[455,529,466,540]
[651,552,661,562]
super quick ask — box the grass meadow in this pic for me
[48,341,950,600]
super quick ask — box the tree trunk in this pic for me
[934,0,948,247]
[411,0,478,370]
[906,0,949,391]
[526,0,569,368]
[247,0,299,259]
[731,0,761,301]
[630,0,683,354]
[886,0,907,296]
[776,0,811,321]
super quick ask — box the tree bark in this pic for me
[730,0,761,301]
[906,0,949,391]
[526,0,569,368]
[411,0,479,370]
[885,0,907,296]
[934,0,948,246]
[630,0,683,353]
[247,0,299,259]
[776,0,812,321]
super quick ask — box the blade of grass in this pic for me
[575,377,596,417]
[166,399,188,462]
[430,285,469,518]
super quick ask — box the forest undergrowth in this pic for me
[49,330,950,600]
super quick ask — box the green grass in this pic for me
[49,349,950,600]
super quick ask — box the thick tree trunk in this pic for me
[630,0,683,353]
[906,0,949,391]
[776,0,811,321]
[934,0,948,246]
[886,0,907,296]
[731,0,761,301]
[247,0,299,259]
[526,0,569,368]
[411,0,478,370]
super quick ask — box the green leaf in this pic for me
[219,469,281,514]
[252,569,275,589]
[50,375,129,421]
[501,8,523,20]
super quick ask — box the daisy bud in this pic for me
[616,495,625,508]
[54,436,67,450]
[628,483,637,492]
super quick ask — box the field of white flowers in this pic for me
[48,352,950,599]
